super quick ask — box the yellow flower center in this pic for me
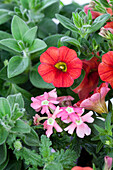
[54,62,67,72]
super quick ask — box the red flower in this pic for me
[98,51,113,88]
[72,166,93,170]
[84,5,102,19]
[38,46,82,87]
[104,21,113,34]
[73,57,100,100]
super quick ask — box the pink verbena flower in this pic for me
[57,106,83,123]
[80,83,110,114]
[43,106,63,137]
[57,95,74,106]
[64,111,94,138]
[31,89,59,115]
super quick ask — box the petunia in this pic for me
[31,90,59,115]
[43,106,63,137]
[73,57,100,100]
[38,46,82,87]
[64,111,94,138]
[72,166,93,170]
[104,156,113,170]
[80,83,110,114]
[104,21,113,34]
[98,51,113,88]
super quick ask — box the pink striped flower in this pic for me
[43,106,63,137]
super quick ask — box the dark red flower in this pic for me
[38,46,82,87]
[73,57,100,100]
[98,51,113,88]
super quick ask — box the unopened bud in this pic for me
[88,1,96,9]
[99,27,110,39]
[14,140,22,151]
[104,156,113,170]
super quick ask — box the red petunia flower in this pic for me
[98,51,113,88]
[38,46,82,87]
[104,21,113,34]
[73,57,100,100]
[72,166,93,170]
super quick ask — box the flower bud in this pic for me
[14,140,22,151]
[88,1,96,9]
[99,27,110,39]
[104,156,113,170]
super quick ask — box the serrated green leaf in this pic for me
[56,14,78,32]
[11,119,31,133]
[0,143,7,165]
[28,38,47,53]
[0,98,11,118]
[30,63,54,89]
[8,56,29,78]
[11,15,29,40]
[0,39,21,52]
[45,162,63,170]
[0,125,9,145]
[23,26,37,46]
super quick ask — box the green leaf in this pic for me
[11,15,29,40]
[0,143,7,165]
[87,14,111,34]
[0,31,12,40]
[0,66,28,84]
[45,163,63,170]
[105,112,112,132]
[23,128,39,146]
[30,63,54,89]
[0,125,9,145]
[11,119,31,133]
[93,124,105,133]
[39,0,58,11]
[0,98,11,118]
[28,38,47,53]
[0,9,12,25]
[8,56,29,78]
[56,14,78,32]
[44,34,63,47]
[61,36,81,47]
[0,156,9,170]
[23,26,37,46]
[99,0,110,7]
[20,0,29,9]
[10,104,24,121]
[0,39,21,52]
[7,93,24,111]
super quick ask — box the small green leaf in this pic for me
[0,39,21,52]
[0,9,12,25]
[61,36,81,47]
[0,125,9,145]
[56,14,78,32]
[23,128,39,146]
[7,93,24,111]
[30,63,54,89]
[11,15,29,40]
[20,0,29,9]
[0,143,7,165]
[11,119,31,133]
[0,98,11,118]
[87,14,111,34]
[23,26,37,46]
[105,112,112,133]
[45,163,63,170]
[93,124,105,133]
[99,0,110,7]
[0,31,12,40]
[28,38,47,53]
[8,56,29,78]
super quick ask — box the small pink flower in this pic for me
[31,90,59,115]
[33,114,41,125]
[43,106,63,137]
[104,156,113,170]
[57,106,83,123]
[80,83,110,114]
[64,111,94,138]
[57,95,74,106]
